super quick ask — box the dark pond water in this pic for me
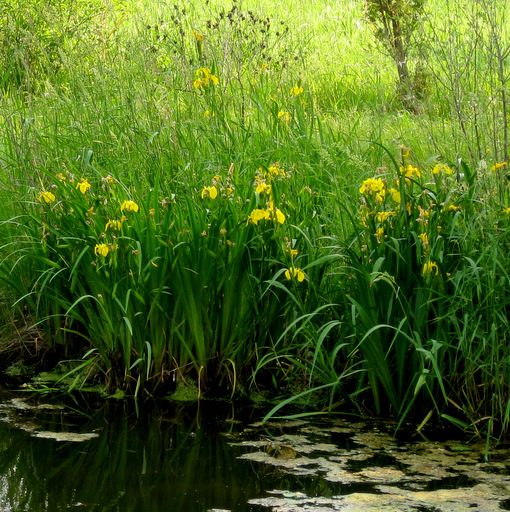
[0,391,509,512]
[0,393,268,512]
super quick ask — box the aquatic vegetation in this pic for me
[250,487,505,512]
[235,419,510,512]
[0,159,327,396]
[256,151,510,440]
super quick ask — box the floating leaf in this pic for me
[33,431,99,442]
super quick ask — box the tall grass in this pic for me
[258,153,510,440]
[1,0,510,441]
[1,154,329,394]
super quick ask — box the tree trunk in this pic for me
[391,16,419,113]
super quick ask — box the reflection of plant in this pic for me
[0,401,263,511]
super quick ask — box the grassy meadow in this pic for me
[1,0,510,442]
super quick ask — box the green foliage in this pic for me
[363,0,425,47]
[258,146,510,439]
[2,158,328,395]
[1,0,510,442]
[317,153,509,435]
[363,0,426,112]
[0,0,112,92]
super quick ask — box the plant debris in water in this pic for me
[248,486,503,512]
[32,430,99,442]
[0,397,99,442]
[227,418,510,512]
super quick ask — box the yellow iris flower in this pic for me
[274,209,286,224]
[193,68,219,88]
[490,161,508,171]
[423,261,439,276]
[121,200,139,212]
[278,111,291,123]
[38,191,56,204]
[76,179,91,194]
[201,186,218,199]
[388,188,401,203]
[285,267,305,282]
[94,244,109,257]
[432,163,454,175]
[105,219,123,231]
[247,209,270,225]
[376,211,395,222]
[359,178,385,195]
[255,181,272,195]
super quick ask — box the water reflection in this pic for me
[0,395,271,512]
[1,393,509,512]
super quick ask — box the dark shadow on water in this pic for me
[0,392,284,512]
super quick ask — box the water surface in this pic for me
[0,392,509,512]
[0,394,273,511]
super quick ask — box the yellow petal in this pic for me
[94,244,109,257]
